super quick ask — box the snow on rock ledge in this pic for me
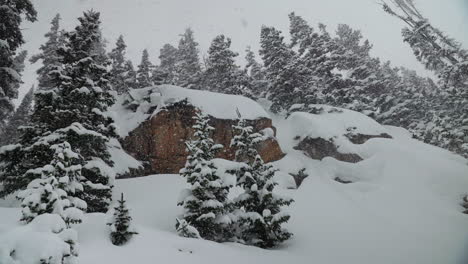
[112,85,284,176]
[288,105,392,163]
[111,85,269,138]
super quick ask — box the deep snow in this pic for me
[1,104,468,264]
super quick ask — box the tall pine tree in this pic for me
[178,111,233,242]
[0,85,34,146]
[203,34,249,96]
[109,35,133,94]
[0,0,37,129]
[174,28,202,88]
[30,13,65,90]
[136,49,153,88]
[0,11,116,214]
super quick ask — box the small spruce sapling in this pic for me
[288,168,309,188]
[107,193,138,246]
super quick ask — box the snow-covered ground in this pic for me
[2,105,468,264]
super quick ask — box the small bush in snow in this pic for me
[107,193,138,246]
[175,218,200,239]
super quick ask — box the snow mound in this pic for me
[0,214,74,264]
[111,85,270,138]
[288,105,388,140]
[287,105,390,154]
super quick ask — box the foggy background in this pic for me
[16,0,468,105]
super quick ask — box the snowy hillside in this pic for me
[2,106,468,264]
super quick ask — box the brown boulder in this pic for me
[121,102,284,176]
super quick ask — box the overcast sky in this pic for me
[15,0,468,105]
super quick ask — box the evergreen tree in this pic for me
[245,46,268,97]
[0,0,37,128]
[158,43,179,84]
[174,28,202,88]
[0,85,34,146]
[136,49,153,88]
[17,142,86,226]
[123,60,137,89]
[178,111,233,242]
[109,35,132,94]
[260,25,305,113]
[203,34,249,95]
[231,118,293,248]
[107,193,138,245]
[0,11,116,214]
[30,13,65,90]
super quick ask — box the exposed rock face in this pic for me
[346,133,392,144]
[294,133,392,164]
[294,137,363,163]
[121,102,284,176]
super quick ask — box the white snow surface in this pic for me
[111,85,269,138]
[2,105,468,264]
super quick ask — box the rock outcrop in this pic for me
[288,106,394,164]
[294,137,363,163]
[120,91,284,176]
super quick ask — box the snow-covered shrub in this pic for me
[107,193,138,246]
[17,142,86,225]
[175,218,200,239]
[0,214,78,264]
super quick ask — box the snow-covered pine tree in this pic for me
[231,118,293,248]
[245,46,268,98]
[107,193,138,246]
[158,43,179,84]
[203,34,248,95]
[0,48,27,137]
[123,60,137,89]
[109,35,133,94]
[17,142,86,226]
[54,10,116,213]
[30,13,65,90]
[136,49,153,88]
[259,25,306,113]
[0,12,116,213]
[174,28,202,88]
[178,110,233,242]
[0,0,36,130]
[0,85,34,146]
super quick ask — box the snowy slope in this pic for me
[2,107,468,264]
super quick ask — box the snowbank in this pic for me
[110,85,270,138]
[0,214,75,264]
